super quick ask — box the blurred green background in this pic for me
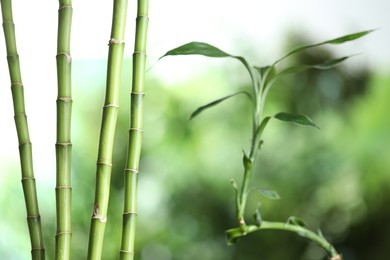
[1,33,390,260]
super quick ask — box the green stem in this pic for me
[226,221,338,257]
[87,0,129,259]
[120,1,149,259]
[237,68,264,228]
[0,0,45,259]
[55,1,73,259]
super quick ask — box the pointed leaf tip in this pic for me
[162,42,231,58]
[274,112,320,129]
[188,91,251,120]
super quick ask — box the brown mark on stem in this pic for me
[329,254,342,260]
[92,204,107,223]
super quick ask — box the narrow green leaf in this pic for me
[161,42,231,58]
[274,112,320,129]
[311,56,350,69]
[189,91,251,120]
[275,56,353,79]
[254,116,271,144]
[253,205,262,226]
[159,42,253,81]
[274,29,374,64]
[256,188,280,200]
[287,216,307,227]
[324,30,374,44]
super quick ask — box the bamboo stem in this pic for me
[120,1,149,259]
[87,0,129,259]
[55,1,73,259]
[226,221,338,257]
[0,0,45,259]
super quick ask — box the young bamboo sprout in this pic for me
[0,0,45,259]
[55,1,73,259]
[160,30,373,259]
[120,1,149,259]
[87,0,129,259]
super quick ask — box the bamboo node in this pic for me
[31,247,45,252]
[2,19,14,24]
[109,38,125,45]
[59,4,72,11]
[124,168,139,174]
[119,249,134,255]
[97,161,113,167]
[14,112,26,116]
[19,141,32,148]
[55,185,72,190]
[58,96,73,102]
[56,142,72,146]
[55,231,72,237]
[104,104,119,108]
[131,91,145,95]
[130,128,143,132]
[134,50,147,55]
[123,211,138,215]
[92,205,107,223]
[27,215,41,220]
[57,52,72,63]
[11,82,23,87]
[21,176,35,181]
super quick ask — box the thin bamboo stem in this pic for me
[0,0,45,259]
[55,1,73,259]
[87,0,129,259]
[120,1,149,259]
[226,221,338,257]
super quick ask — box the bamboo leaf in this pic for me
[256,188,280,200]
[275,56,352,79]
[287,216,307,227]
[274,112,320,129]
[255,116,271,143]
[189,91,251,120]
[275,29,374,64]
[160,42,253,79]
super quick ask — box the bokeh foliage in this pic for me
[1,38,389,260]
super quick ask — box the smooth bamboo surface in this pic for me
[0,0,45,259]
[120,1,149,259]
[55,1,73,259]
[87,0,129,259]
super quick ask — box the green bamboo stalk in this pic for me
[226,221,339,258]
[87,0,129,259]
[119,1,149,259]
[0,0,45,259]
[55,1,73,259]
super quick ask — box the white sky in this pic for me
[0,0,389,184]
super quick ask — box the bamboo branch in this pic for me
[119,1,149,259]
[87,0,129,259]
[0,0,45,259]
[55,1,73,259]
